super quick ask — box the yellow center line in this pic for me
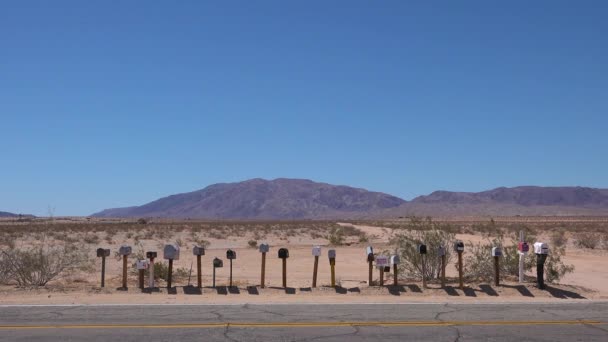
[0,320,603,330]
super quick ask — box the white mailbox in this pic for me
[438,246,446,257]
[312,246,321,256]
[328,249,336,259]
[163,244,180,260]
[390,255,400,265]
[375,255,389,267]
[534,242,549,255]
[491,247,502,257]
[136,259,149,270]
[119,245,132,256]
[259,243,270,253]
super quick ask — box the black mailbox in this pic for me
[383,266,391,272]
[278,248,289,259]
[418,244,427,255]
[213,257,223,268]
[146,251,157,259]
[96,248,110,258]
[454,241,465,252]
[226,249,236,260]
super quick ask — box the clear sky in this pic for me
[1,1,607,216]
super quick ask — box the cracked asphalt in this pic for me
[0,302,607,341]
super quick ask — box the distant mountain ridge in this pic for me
[0,211,34,218]
[92,180,608,219]
[93,178,405,219]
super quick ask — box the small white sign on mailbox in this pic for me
[136,260,149,270]
[375,255,389,267]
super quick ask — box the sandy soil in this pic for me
[0,222,606,304]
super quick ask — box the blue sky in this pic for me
[1,1,607,216]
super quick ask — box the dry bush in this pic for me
[391,222,456,280]
[327,227,345,245]
[83,233,100,244]
[248,240,258,248]
[0,241,93,286]
[550,230,568,248]
[574,232,601,249]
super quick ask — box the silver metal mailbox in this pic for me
[119,245,132,256]
[136,259,149,270]
[259,243,270,253]
[534,242,549,255]
[312,246,321,257]
[96,248,110,258]
[492,247,502,257]
[328,249,336,259]
[163,244,180,260]
[390,255,400,265]
[192,246,205,256]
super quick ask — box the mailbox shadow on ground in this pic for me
[228,286,240,294]
[479,284,499,296]
[183,285,202,295]
[463,287,477,297]
[269,286,296,294]
[388,285,406,296]
[167,287,178,295]
[334,286,347,294]
[406,284,422,293]
[142,287,161,294]
[247,286,259,295]
[444,286,459,296]
[545,285,586,299]
[501,284,534,297]
[347,287,361,293]
[299,287,312,292]
[215,286,228,295]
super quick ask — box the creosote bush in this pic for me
[0,240,93,287]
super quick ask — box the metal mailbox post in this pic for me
[278,248,290,288]
[146,251,157,289]
[312,246,321,288]
[328,249,336,287]
[259,243,269,288]
[492,247,502,286]
[96,248,110,288]
[136,259,149,289]
[163,244,180,289]
[375,255,389,286]
[212,257,223,288]
[390,255,400,286]
[438,246,446,288]
[226,249,236,287]
[118,245,132,289]
[418,244,428,288]
[454,241,465,290]
[366,246,374,286]
[534,242,549,290]
[518,231,529,283]
[192,246,205,288]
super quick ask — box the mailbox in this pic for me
[328,249,336,259]
[390,255,400,265]
[163,244,180,260]
[136,259,149,270]
[226,249,237,260]
[312,246,321,257]
[454,241,465,252]
[213,257,223,268]
[534,242,549,255]
[278,248,289,259]
[438,246,446,257]
[192,246,205,256]
[418,244,427,255]
[492,247,502,257]
[259,243,270,253]
[375,255,389,267]
[96,248,110,257]
[366,246,374,262]
[146,251,157,259]
[119,245,132,256]
[518,242,529,253]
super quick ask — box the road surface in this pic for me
[0,302,607,341]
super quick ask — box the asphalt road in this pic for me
[0,302,607,341]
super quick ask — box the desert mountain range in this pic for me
[92,178,608,219]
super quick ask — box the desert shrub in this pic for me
[175,238,184,247]
[153,261,189,281]
[137,218,148,225]
[462,231,574,283]
[327,227,345,246]
[550,230,568,248]
[392,227,455,280]
[248,240,258,248]
[83,234,100,244]
[574,232,601,249]
[358,233,369,243]
[0,242,93,286]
